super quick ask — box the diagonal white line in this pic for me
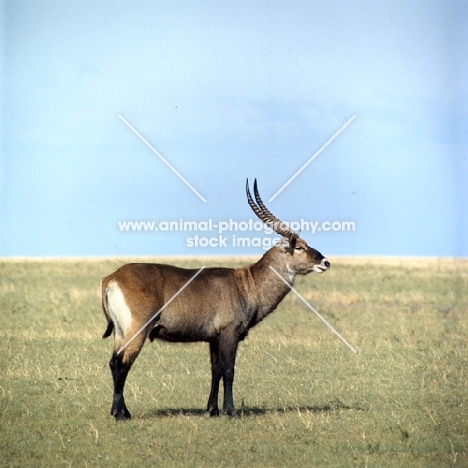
[117,266,206,354]
[269,266,357,354]
[118,114,207,203]
[268,115,356,202]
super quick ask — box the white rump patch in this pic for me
[106,282,132,342]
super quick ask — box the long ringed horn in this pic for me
[246,178,297,239]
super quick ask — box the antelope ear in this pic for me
[277,237,291,252]
[277,235,297,253]
[288,234,297,252]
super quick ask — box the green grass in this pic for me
[0,257,467,467]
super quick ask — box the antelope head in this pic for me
[246,179,330,275]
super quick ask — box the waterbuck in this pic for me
[101,179,330,419]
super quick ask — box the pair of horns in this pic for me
[246,179,298,240]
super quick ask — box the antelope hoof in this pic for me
[112,408,131,420]
[224,408,236,417]
[111,394,131,420]
[208,407,220,417]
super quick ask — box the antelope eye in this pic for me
[295,245,305,251]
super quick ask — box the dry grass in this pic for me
[0,257,467,467]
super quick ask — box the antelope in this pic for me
[101,179,330,419]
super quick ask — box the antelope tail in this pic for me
[100,280,114,339]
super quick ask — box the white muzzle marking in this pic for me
[313,258,330,274]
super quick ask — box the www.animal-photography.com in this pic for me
[1,2,467,467]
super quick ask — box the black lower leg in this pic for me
[222,368,235,417]
[109,351,132,420]
[220,335,238,417]
[207,342,221,417]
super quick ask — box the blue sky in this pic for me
[1,0,467,258]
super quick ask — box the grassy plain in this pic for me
[0,256,467,467]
